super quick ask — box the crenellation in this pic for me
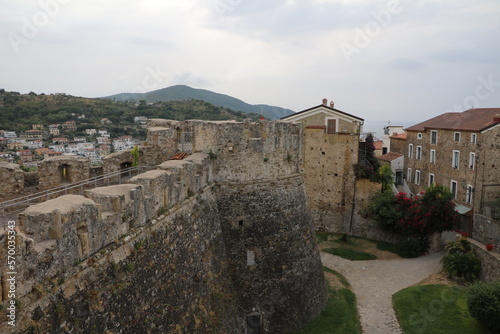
[85,184,146,233]
[0,119,326,334]
[129,169,171,221]
[0,162,25,200]
[38,156,90,191]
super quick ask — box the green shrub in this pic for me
[398,236,430,258]
[366,190,404,233]
[441,237,481,282]
[367,185,461,240]
[467,280,500,332]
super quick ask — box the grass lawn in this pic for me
[295,267,361,334]
[393,284,490,334]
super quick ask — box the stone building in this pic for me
[38,156,90,190]
[281,98,364,231]
[376,152,404,186]
[401,108,500,245]
[1,119,327,334]
[389,132,407,155]
[382,124,405,154]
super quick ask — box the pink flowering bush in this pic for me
[371,185,460,236]
[368,185,461,256]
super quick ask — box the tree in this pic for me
[378,164,393,191]
[365,133,381,172]
[130,146,140,167]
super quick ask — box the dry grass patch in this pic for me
[318,233,402,260]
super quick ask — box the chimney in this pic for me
[330,101,334,109]
[494,114,500,123]
[322,98,327,106]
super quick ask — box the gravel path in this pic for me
[320,251,446,334]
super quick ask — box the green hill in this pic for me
[103,85,295,120]
[0,90,261,135]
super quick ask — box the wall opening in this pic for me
[247,312,262,334]
[58,164,71,183]
[120,161,133,176]
[395,171,403,185]
[246,250,256,266]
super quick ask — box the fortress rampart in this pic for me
[0,120,327,333]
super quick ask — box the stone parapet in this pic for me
[469,238,500,282]
[0,120,325,334]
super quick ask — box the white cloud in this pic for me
[0,0,499,124]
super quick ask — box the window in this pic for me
[246,250,256,266]
[466,185,474,204]
[450,180,458,199]
[429,173,435,186]
[417,133,422,139]
[471,133,477,143]
[247,313,262,334]
[454,132,461,142]
[408,144,413,159]
[407,168,412,182]
[452,150,460,168]
[326,119,336,134]
[469,152,475,169]
[415,170,421,185]
[430,130,438,144]
[430,149,436,164]
[416,146,422,160]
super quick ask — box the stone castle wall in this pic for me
[0,120,326,334]
[38,156,90,191]
[473,213,500,248]
[215,175,327,333]
[0,162,24,201]
[302,128,359,231]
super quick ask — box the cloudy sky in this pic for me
[1,0,499,126]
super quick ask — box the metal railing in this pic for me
[0,165,155,230]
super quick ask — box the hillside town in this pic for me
[0,117,145,168]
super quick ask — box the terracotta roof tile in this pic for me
[390,133,407,140]
[169,152,190,160]
[405,108,500,132]
[376,152,403,162]
[374,141,383,150]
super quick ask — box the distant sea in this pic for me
[362,120,415,140]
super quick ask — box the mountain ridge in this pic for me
[103,85,295,120]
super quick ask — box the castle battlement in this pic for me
[0,120,326,334]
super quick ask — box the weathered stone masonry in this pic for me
[0,120,327,334]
